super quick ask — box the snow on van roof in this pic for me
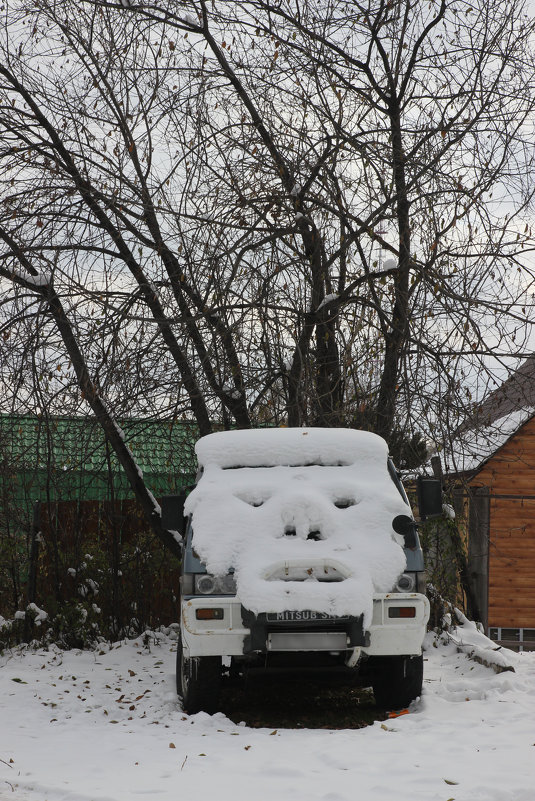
[194,426,388,468]
[185,428,410,625]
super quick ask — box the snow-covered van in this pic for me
[163,428,442,713]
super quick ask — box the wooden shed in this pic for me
[439,357,535,651]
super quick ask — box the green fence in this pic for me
[0,414,198,639]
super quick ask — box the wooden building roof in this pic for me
[439,357,535,476]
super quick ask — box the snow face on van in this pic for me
[185,428,409,624]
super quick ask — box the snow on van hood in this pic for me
[184,428,409,624]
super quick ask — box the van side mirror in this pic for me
[416,476,443,520]
[161,493,188,539]
[392,514,418,549]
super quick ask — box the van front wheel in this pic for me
[176,633,221,714]
[370,654,424,710]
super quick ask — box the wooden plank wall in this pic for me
[487,497,535,628]
[475,416,535,629]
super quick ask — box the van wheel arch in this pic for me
[176,632,222,714]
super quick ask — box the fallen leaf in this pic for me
[388,709,409,719]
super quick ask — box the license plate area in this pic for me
[266,611,348,623]
[267,631,348,652]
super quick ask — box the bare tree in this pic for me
[166,0,535,437]
[1,0,535,551]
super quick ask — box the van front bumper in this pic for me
[180,593,429,659]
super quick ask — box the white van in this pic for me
[163,428,441,713]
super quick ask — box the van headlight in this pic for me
[395,573,415,593]
[394,572,427,594]
[194,573,237,596]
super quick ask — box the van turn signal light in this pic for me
[196,608,224,620]
[388,606,416,619]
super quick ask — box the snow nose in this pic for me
[283,526,323,540]
[279,491,331,539]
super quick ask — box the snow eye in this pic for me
[334,499,355,509]
[235,494,265,507]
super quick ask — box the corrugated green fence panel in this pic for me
[0,414,199,504]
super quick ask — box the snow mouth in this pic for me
[263,559,350,582]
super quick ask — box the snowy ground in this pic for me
[1,630,534,801]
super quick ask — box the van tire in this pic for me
[370,654,424,710]
[176,632,222,714]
